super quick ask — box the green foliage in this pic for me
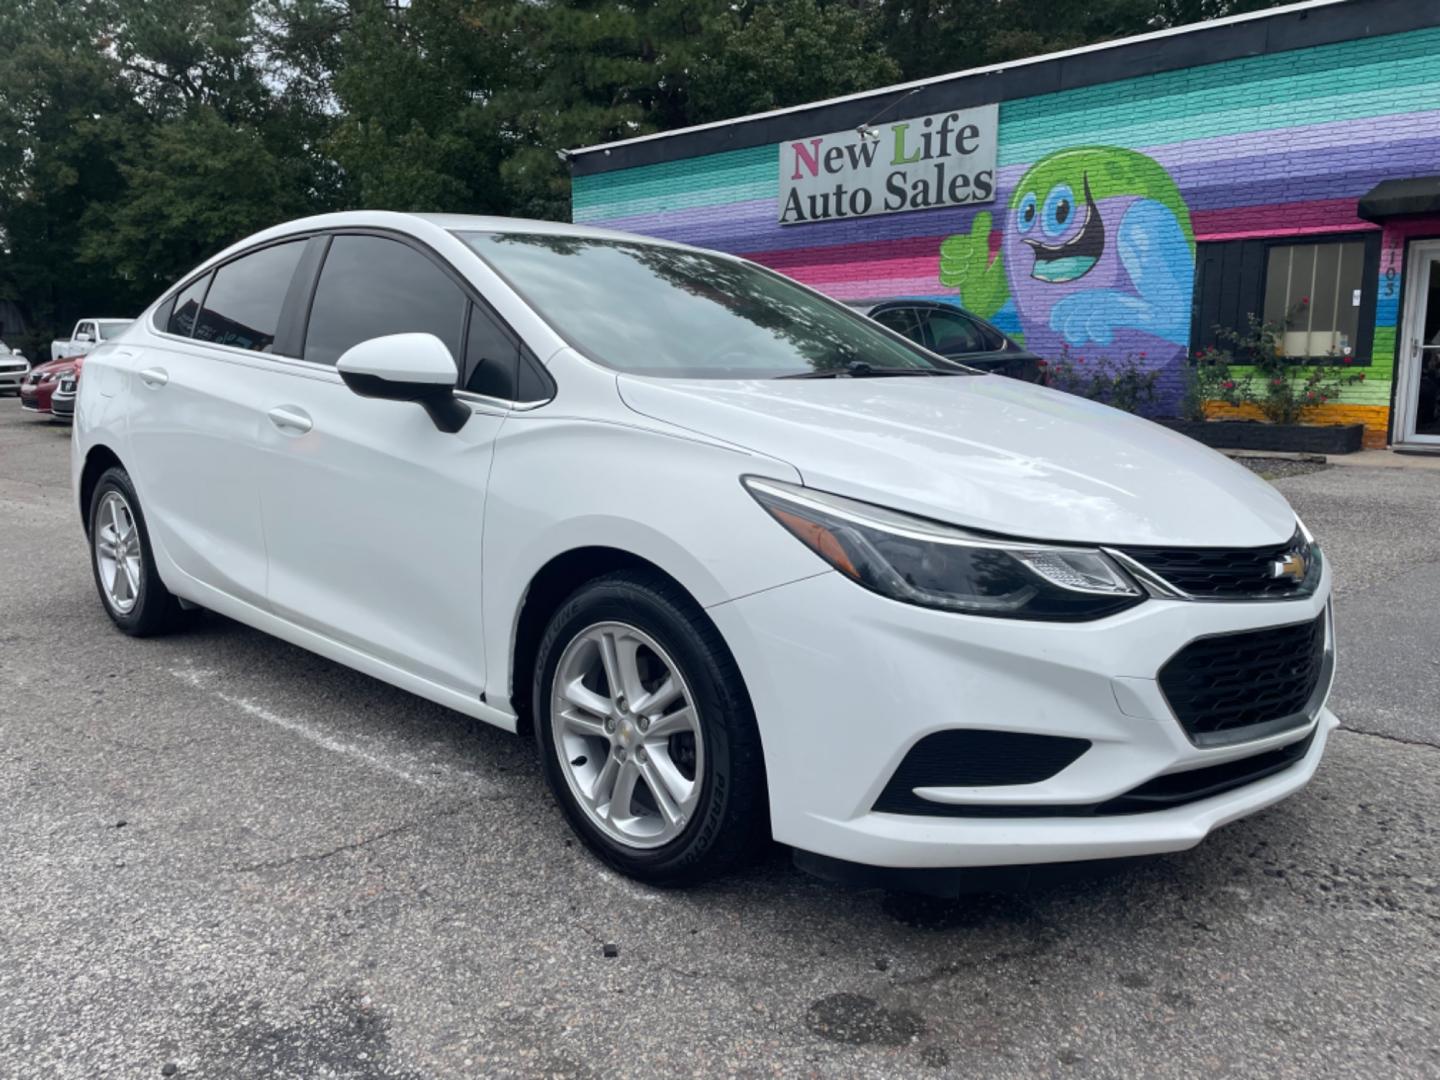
[1181,346,1249,421]
[1196,308,1367,425]
[1040,350,1161,415]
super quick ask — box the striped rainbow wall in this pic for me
[574,25,1440,445]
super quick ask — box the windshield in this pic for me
[458,231,962,379]
[97,321,131,340]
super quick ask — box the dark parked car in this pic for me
[866,300,1042,382]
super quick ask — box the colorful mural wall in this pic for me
[573,25,1440,445]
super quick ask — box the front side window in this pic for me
[1263,241,1365,358]
[458,232,955,379]
[304,235,467,368]
[871,307,922,342]
[194,241,307,353]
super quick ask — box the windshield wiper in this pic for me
[777,361,961,379]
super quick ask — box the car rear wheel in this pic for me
[88,466,187,636]
[534,570,767,885]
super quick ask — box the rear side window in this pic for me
[194,241,307,353]
[922,309,988,353]
[167,274,211,337]
[304,235,466,368]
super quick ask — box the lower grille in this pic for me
[875,731,1315,818]
[1159,613,1327,745]
[872,730,1090,815]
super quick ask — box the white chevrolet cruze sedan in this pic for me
[72,212,1336,890]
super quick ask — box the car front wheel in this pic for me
[534,570,767,885]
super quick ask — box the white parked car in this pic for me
[0,340,29,393]
[51,318,132,361]
[71,212,1336,889]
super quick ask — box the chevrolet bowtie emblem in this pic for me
[1270,552,1308,582]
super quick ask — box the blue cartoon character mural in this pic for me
[939,146,1195,401]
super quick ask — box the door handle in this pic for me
[138,367,168,388]
[267,405,313,434]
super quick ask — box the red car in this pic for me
[19,355,80,415]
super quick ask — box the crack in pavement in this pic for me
[1337,724,1439,751]
[229,799,473,873]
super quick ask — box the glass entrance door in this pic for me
[1399,240,1440,444]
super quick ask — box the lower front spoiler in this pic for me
[792,709,1337,885]
[794,849,1144,897]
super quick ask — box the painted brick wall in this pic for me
[574,25,1440,438]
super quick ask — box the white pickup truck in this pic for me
[51,318,133,361]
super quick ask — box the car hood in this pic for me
[616,373,1298,546]
[32,357,76,376]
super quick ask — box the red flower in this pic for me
[1223,380,1235,389]
[1077,357,1086,364]
[1342,356,1352,364]
[1138,351,1147,358]
[1037,359,1048,367]
[1300,295,1310,305]
[1359,372,1366,380]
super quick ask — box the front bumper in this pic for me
[710,563,1334,870]
[0,369,27,390]
[19,381,52,412]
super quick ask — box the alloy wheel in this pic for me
[95,490,142,614]
[549,621,705,850]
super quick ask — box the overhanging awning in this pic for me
[1357,176,1440,222]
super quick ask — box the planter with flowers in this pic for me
[1161,300,1368,453]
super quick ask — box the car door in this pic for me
[124,239,312,607]
[255,231,511,695]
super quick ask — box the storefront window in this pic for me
[1262,241,1364,358]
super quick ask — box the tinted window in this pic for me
[459,232,951,379]
[305,235,466,368]
[923,309,988,353]
[194,242,306,352]
[464,304,520,399]
[167,274,211,337]
[871,308,923,342]
[97,322,130,340]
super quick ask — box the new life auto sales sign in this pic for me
[778,104,998,225]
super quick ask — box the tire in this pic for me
[87,466,187,636]
[533,569,768,885]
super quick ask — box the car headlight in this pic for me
[743,476,1144,621]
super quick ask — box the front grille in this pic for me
[872,730,1090,814]
[1159,613,1327,745]
[1118,530,1313,599]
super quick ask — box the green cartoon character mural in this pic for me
[940,146,1195,403]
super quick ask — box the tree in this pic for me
[495,0,899,220]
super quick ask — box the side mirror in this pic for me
[12,350,23,360]
[336,333,469,433]
[75,333,93,343]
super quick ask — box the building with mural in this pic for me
[568,0,1440,451]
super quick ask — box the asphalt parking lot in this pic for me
[2,406,1438,1079]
